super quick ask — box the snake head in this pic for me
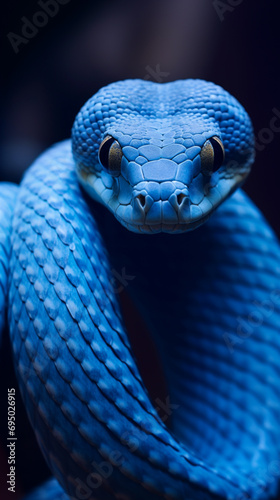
[71,79,255,234]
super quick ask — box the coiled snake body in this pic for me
[1,79,280,499]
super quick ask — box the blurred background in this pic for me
[1,0,279,497]
[2,0,280,233]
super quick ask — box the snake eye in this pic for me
[99,135,122,175]
[200,136,225,175]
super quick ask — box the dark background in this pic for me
[2,0,280,234]
[1,0,280,498]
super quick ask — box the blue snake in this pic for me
[1,79,280,500]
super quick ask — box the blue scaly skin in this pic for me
[1,79,280,500]
[72,80,254,234]
[0,184,18,345]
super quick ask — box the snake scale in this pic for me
[1,79,280,500]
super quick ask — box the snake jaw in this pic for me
[77,161,251,234]
[121,170,249,234]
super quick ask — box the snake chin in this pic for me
[77,161,249,235]
[113,180,246,234]
[114,209,214,234]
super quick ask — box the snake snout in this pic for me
[133,187,190,225]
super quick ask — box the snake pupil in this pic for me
[200,136,225,175]
[210,136,225,171]
[99,135,122,175]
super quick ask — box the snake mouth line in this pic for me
[78,161,250,235]
[115,210,214,234]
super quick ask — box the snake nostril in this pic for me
[137,194,146,208]
[177,193,186,206]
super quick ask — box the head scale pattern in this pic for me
[71,79,255,234]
